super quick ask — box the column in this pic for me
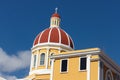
[87,55,91,80]
[46,48,50,69]
[50,59,55,80]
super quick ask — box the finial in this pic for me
[55,7,58,13]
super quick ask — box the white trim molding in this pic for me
[32,46,70,53]
[50,50,100,59]
[32,42,74,51]
[29,69,51,75]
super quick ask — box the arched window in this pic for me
[55,20,56,25]
[33,55,36,67]
[105,69,113,80]
[115,75,120,80]
[40,53,45,65]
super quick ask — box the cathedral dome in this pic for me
[33,8,74,50]
[33,27,74,49]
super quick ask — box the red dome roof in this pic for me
[52,13,60,18]
[33,27,74,49]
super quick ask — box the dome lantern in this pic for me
[50,8,60,28]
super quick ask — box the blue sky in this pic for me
[0,0,120,79]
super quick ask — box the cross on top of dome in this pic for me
[51,8,60,18]
[55,7,58,13]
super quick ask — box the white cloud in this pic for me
[4,75,17,80]
[0,48,31,72]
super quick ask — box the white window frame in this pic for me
[79,56,87,71]
[60,59,69,73]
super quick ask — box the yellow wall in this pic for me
[90,61,98,80]
[53,57,87,80]
[30,47,102,80]
[35,74,50,80]
[90,55,99,80]
[53,54,100,80]
[25,74,50,80]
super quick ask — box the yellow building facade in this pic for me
[25,9,120,80]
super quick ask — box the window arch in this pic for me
[40,53,45,65]
[105,69,114,80]
[115,75,120,80]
